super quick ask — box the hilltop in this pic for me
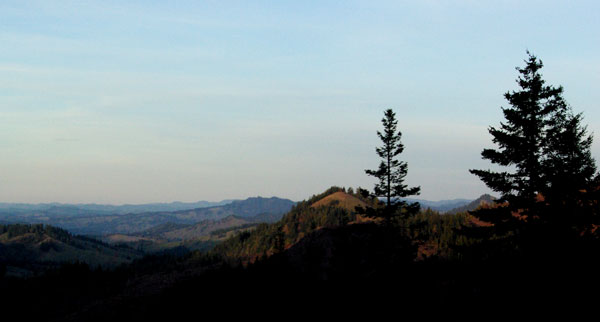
[310,191,367,211]
[215,187,375,261]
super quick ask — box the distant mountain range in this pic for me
[0,200,234,216]
[0,197,296,236]
[445,194,496,214]
[0,195,495,237]
[402,198,472,212]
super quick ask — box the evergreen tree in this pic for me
[471,51,596,209]
[543,109,598,236]
[544,110,597,201]
[470,52,567,206]
[469,51,598,252]
[364,109,420,218]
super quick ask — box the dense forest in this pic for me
[0,191,484,318]
[1,52,600,318]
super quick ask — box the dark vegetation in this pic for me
[1,52,599,318]
[0,224,141,277]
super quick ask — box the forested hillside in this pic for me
[103,215,263,253]
[0,224,141,277]
[214,187,374,261]
[1,183,599,319]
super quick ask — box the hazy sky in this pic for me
[1,1,599,203]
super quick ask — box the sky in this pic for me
[1,1,599,204]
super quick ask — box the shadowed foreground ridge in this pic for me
[2,186,599,320]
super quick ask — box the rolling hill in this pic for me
[145,216,254,241]
[215,188,373,261]
[103,212,284,253]
[0,223,141,277]
[4,185,595,320]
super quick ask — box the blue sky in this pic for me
[1,1,599,203]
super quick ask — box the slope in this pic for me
[215,187,374,261]
[0,224,141,277]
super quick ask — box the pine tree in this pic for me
[543,109,598,235]
[364,109,420,218]
[544,110,597,201]
[469,51,598,252]
[470,52,567,207]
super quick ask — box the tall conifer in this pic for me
[365,109,420,218]
[470,52,566,206]
[470,51,597,242]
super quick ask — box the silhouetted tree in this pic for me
[469,51,598,255]
[544,109,597,200]
[470,52,566,205]
[364,109,420,219]
[542,103,598,239]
